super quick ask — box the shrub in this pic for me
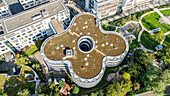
[73,86,79,94]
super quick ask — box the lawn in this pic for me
[141,31,160,50]
[142,12,170,33]
[141,10,170,49]
[163,34,170,47]
[25,45,38,56]
[160,9,170,16]
[108,9,154,27]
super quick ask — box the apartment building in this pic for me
[121,0,169,12]
[0,0,12,20]
[85,0,119,19]
[0,0,70,55]
[19,0,50,10]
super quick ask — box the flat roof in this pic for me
[2,0,67,34]
[51,19,64,34]
[44,14,126,79]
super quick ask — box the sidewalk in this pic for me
[30,52,49,80]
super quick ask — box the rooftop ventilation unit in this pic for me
[31,13,42,20]
[41,9,49,17]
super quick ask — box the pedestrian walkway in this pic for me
[154,8,170,24]
[160,31,170,44]
[32,52,49,80]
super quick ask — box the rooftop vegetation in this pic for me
[44,14,126,79]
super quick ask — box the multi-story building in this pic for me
[19,0,50,10]
[85,0,119,19]
[0,0,70,55]
[121,0,169,12]
[0,0,12,20]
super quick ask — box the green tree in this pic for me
[14,54,31,68]
[123,63,142,78]
[17,89,30,96]
[106,73,133,96]
[158,48,170,64]
[135,50,155,65]
[133,82,140,91]
[156,31,164,42]
[58,80,65,88]
[152,69,170,94]
[140,64,160,91]
[36,38,43,49]
[73,86,79,94]
[2,93,7,96]
[91,89,104,96]
[48,82,56,90]
[133,14,137,21]
[32,63,41,71]
[122,72,131,80]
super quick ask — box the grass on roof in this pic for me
[44,14,126,79]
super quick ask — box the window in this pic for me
[51,17,55,20]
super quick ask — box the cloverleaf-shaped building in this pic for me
[41,13,129,88]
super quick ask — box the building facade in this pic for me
[0,0,70,55]
[85,0,119,19]
[0,0,12,20]
[121,0,169,12]
[19,0,50,10]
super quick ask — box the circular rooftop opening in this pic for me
[77,36,95,53]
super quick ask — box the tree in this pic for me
[106,73,133,96]
[91,89,104,96]
[122,63,142,78]
[73,86,79,94]
[140,64,160,91]
[156,31,164,42]
[158,48,170,64]
[121,18,126,25]
[133,82,140,91]
[152,69,170,94]
[122,73,131,80]
[2,93,7,96]
[135,50,155,65]
[36,38,43,49]
[58,80,65,88]
[32,63,41,71]
[48,82,56,90]
[14,54,31,68]
[17,89,30,96]
[133,14,137,21]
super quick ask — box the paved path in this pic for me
[101,4,157,24]
[135,91,155,96]
[66,3,84,14]
[154,8,170,24]
[160,31,170,44]
[31,52,49,80]
[138,8,170,52]
[4,52,12,62]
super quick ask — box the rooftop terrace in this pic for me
[43,14,126,79]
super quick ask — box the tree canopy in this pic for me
[14,54,31,68]
[73,86,79,94]
[106,73,133,96]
